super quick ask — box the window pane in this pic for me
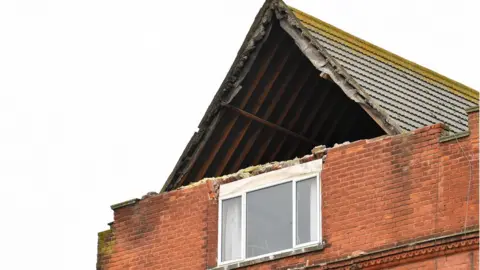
[221,197,242,262]
[246,182,292,258]
[296,177,318,245]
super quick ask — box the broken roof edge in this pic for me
[161,0,403,192]
[179,152,320,192]
[166,122,440,194]
[197,0,277,130]
[161,1,277,193]
[290,7,479,103]
[274,0,402,135]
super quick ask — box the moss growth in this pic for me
[98,230,115,257]
[110,198,139,210]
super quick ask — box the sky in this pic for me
[0,0,478,269]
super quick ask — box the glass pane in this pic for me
[221,197,242,262]
[296,177,318,245]
[246,182,292,258]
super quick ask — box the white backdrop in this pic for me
[0,0,478,269]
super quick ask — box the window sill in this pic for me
[210,241,326,270]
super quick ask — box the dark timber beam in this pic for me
[309,89,342,142]
[190,30,284,182]
[254,67,314,165]
[278,79,332,162]
[222,103,319,146]
[227,52,301,172]
[267,71,320,162]
[282,78,322,159]
[167,7,276,189]
[172,112,223,189]
[320,102,353,144]
[213,42,293,177]
[301,81,332,137]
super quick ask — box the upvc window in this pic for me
[218,160,322,265]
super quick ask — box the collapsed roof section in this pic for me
[162,0,478,192]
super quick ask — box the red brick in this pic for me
[97,111,479,269]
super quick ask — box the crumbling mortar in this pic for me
[180,153,318,195]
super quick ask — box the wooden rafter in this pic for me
[191,32,285,181]
[213,41,293,176]
[308,89,341,142]
[321,102,353,143]
[252,65,313,165]
[301,81,332,136]
[222,104,318,146]
[282,78,323,159]
[228,52,303,173]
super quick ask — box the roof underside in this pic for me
[292,8,478,133]
[163,19,385,191]
[162,0,479,192]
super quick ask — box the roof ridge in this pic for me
[289,6,479,102]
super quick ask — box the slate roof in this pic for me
[291,8,478,133]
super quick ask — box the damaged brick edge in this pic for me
[209,241,327,270]
[109,119,455,210]
[180,151,322,190]
[106,151,324,214]
[110,198,140,210]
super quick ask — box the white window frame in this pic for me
[217,159,322,266]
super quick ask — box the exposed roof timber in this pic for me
[223,103,319,146]
[227,53,302,171]
[199,7,274,129]
[279,79,321,159]
[286,76,319,132]
[272,1,402,135]
[301,82,333,136]
[162,0,478,192]
[171,111,223,189]
[186,21,289,183]
[161,4,276,192]
[252,65,314,165]
[211,36,290,177]
[309,89,339,139]
[321,102,354,143]
[161,0,396,192]
[283,84,337,159]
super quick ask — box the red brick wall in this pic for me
[97,183,218,270]
[97,110,479,270]
[319,125,478,256]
